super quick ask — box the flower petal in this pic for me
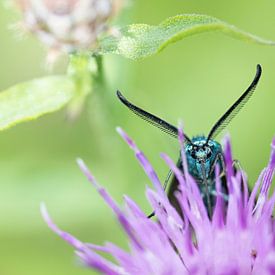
[41,203,123,274]
[117,127,164,196]
[77,158,142,250]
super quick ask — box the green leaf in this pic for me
[99,14,275,60]
[0,76,75,130]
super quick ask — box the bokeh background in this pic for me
[0,1,275,274]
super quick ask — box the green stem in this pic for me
[95,55,103,80]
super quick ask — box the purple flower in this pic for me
[41,128,275,274]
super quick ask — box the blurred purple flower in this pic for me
[41,128,275,274]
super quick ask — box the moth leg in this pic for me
[232,159,248,201]
[201,163,212,217]
[147,169,173,219]
[217,154,229,200]
[147,211,155,219]
[219,153,226,178]
[163,169,173,191]
[232,159,246,183]
[209,152,225,178]
[233,159,243,171]
[208,153,228,203]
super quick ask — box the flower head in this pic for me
[14,0,121,62]
[42,128,275,274]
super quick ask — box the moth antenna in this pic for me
[207,64,262,142]
[117,90,192,144]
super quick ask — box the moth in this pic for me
[117,65,262,217]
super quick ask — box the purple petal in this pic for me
[270,137,275,166]
[223,135,234,192]
[161,153,209,223]
[76,251,125,275]
[104,242,138,273]
[146,189,192,265]
[41,203,83,250]
[123,195,147,219]
[177,125,189,181]
[226,176,246,229]
[260,137,275,195]
[41,203,123,275]
[240,171,249,209]
[248,170,264,214]
[85,243,111,253]
[77,158,142,250]
[177,122,185,147]
[212,165,225,228]
[117,127,164,196]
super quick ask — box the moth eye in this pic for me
[191,150,196,159]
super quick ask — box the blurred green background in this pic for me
[0,1,275,274]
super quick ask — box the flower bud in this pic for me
[15,0,121,61]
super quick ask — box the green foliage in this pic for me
[0,54,97,130]
[99,14,275,60]
[1,14,274,130]
[0,76,75,130]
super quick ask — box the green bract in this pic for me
[0,76,75,130]
[99,14,275,59]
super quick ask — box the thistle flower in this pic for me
[41,128,275,274]
[14,0,121,62]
